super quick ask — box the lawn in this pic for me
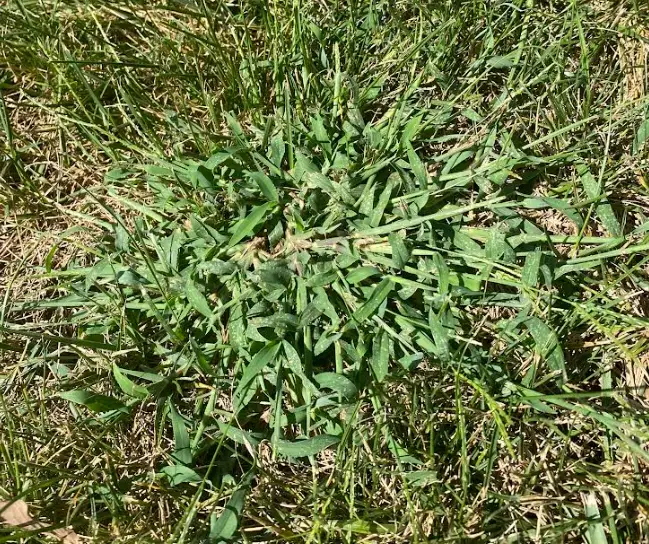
[2,0,649,542]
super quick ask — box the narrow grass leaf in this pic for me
[582,492,609,544]
[577,163,621,236]
[112,364,148,399]
[275,434,340,458]
[0,326,119,351]
[389,233,410,269]
[198,260,237,276]
[159,465,202,486]
[192,165,215,190]
[314,372,358,399]
[402,470,439,487]
[346,266,380,284]
[406,144,428,187]
[361,197,505,236]
[233,342,282,411]
[634,116,649,154]
[107,191,164,222]
[371,330,389,382]
[525,317,566,382]
[345,278,393,330]
[282,340,319,396]
[432,253,450,295]
[169,403,192,465]
[217,421,260,447]
[58,390,128,413]
[210,487,248,541]
[521,250,542,288]
[228,203,274,247]
[247,171,278,202]
[314,331,341,356]
[186,278,213,318]
[369,179,394,228]
[487,54,516,68]
[428,312,450,362]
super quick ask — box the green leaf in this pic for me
[250,312,299,331]
[389,233,410,269]
[217,421,260,447]
[275,434,340,458]
[233,342,282,412]
[346,266,380,285]
[145,165,174,177]
[401,115,423,147]
[386,433,421,464]
[311,113,331,155]
[159,465,202,486]
[371,330,389,382]
[344,278,393,330]
[525,317,566,382]
[583,492,609,544]
[294,150,319,181]
[105,167,130,181]
[186,278,213,318]
[520,196,583,229]
[487,54,516,69]
[314,372,358,399]
[313,290,340,327]
[269,135,286,167]
[485,229,509,261]
[117,269,149,286]
[115,225,130,252]
[228,202,274,247]
[112,364,148,399]
[432,253,450,295]
[228,286,247,352]
[428,311,450,362]
[521,250,542,288]
[108,191,164,222]
[555,260,601,278]
[58,390,128,413]
[306,270,338,288]
[44,244,58,273]
[314,330,341,356]
[247,171,279,202]
[225,112,247,142]
[116,368,165,383]
[191,165,215,190]
[282,340,319,396]
[0,326,120,351]
[577,163,621,237]
[406,144,428,187]
[369,179,394,228]
[402,470,439,487]
[634,116,649,155]
[169,402,192,465]
[205,150,236,169]
[198,260,237,276]
[210,487,248,542]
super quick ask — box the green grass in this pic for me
[2,0,649,542]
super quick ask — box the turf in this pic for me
[2,0,649,542]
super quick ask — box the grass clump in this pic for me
[2,0,649,542]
